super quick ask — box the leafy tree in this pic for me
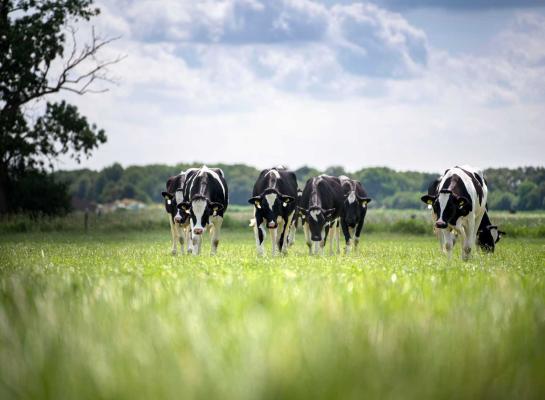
[0,0,120,213]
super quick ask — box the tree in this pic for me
[0,0,121,213]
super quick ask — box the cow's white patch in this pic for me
[437,192,449,223]
[265,193,277,211]
[310,209,320,222]
[192,199,207,230]
[175,190,184,205]
[167,199,171,205]
[267,169,281,179]
[491,228,499,243]
[347,191,356,204]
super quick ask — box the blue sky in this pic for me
[57,0,545,172]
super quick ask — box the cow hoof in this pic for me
[171,250,177,256]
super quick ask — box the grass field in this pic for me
[1,227,544,399]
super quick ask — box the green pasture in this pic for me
[1,226,544,399]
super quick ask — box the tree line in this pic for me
[46,163,545,213]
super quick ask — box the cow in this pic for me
[177,166,229,256]
[421,166,488,260]
[248,167,298,256]
[424,173,505,254]
[338,176,372,254]
[161,172,192,255]
[287,189,303,247]
[477,210,506,253]
[299,175,344,255]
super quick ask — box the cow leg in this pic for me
[210,216,223,255]
[278,216,290,255]
[441,230,454,259]
[354,217,365,251]
[304,223,312,255]
[462,216,476,261]
[340,220,351,254]
[254,222,266,256]
[287,216,296,247]
[168,215,179,255]
[269,227,278,256]
[191,227,202,256]
[184,223,193,254]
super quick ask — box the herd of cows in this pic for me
[162,165,505,259]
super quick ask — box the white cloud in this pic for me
[52,1,545,172]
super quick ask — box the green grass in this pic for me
[1,230,544,399]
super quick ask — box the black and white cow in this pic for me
[421,166,488,260]
[477,210,506,253]
[424,172,505,254]
[299,175,344,255]
[161,172,192,255]
[177,166,229,255]
[248,167,297,256]
[339,176,372,254]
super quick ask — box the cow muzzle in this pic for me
[174,215,183,224]
[193,227,204,235]
[435,221,448,229]
[267,221,277,229]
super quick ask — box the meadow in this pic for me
[1,212,544,399]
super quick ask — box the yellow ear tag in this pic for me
[427,199,433,205]
[459,200,465,206]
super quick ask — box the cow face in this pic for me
[421,189,470,229]
[248,189,294,229]
[477,225,506,252]
[343,191,371,227]
[162,175,189,225]
[179,196,224,235]
[300,206,336,241]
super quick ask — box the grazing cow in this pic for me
[477,211,506,253]
[421,166,488,260]
[161,172,192,255]
[299,175,344,255]
[339,176,372,254]
[424,174,505,254]
[248,167,297,256]
[178,166,229,255]
[287,189,303,247]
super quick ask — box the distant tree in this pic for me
[488,192,517,211]
[0,0,121,213]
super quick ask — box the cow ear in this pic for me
[456,196,471,215]
[421,195,435,205]
[248,197,261,208]
[360,197,371,207]
[498,230,506,236]
[281,195,295,206]
[162,191,174,200]
[323,208,336,218]
[177,201,190,211]
[297,206,308,213]
[210,202,224,213]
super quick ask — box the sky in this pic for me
[53,0,545,173]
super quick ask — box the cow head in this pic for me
[248,188,294,229]
[179,195,224,235]
[299,206,336,241]
[421,189,471,229]
[477,225,506,252]
[162,175,189,225]
[343,191,371,227]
